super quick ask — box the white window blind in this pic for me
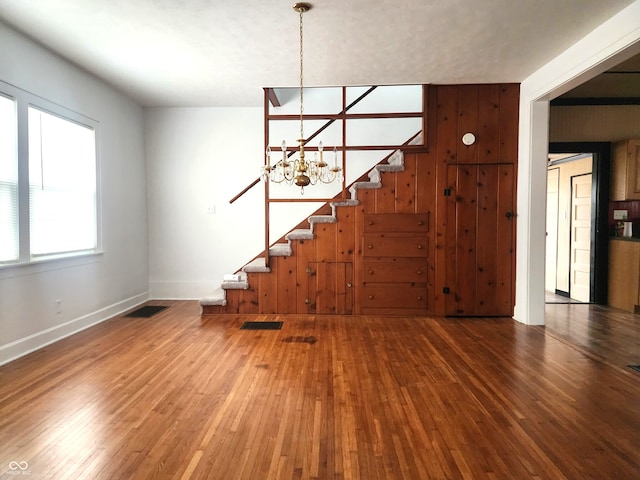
[28,107,97,256]
[0,95,18,262]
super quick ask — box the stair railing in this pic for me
[231,84,429,268]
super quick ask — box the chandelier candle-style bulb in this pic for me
[318,141,326,167]
[266,146,271,169]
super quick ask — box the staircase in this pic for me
[199,140,414,314]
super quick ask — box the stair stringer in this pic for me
[199,145,411,314]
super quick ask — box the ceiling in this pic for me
[0,0,636,107]
[555,52,640,102]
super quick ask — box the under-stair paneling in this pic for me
[336,208,356,263]
[315,222,337,263]
[236,285,259,314]
[394,153,417,213]
[276,254,297,313]
[258,268,278,314]
[374,174,397,213]
[295,239,316,313]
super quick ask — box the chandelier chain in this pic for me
[299,6,304,142]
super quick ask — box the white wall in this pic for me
[145,107,267,298]
[515,0,640,325]
[0,21,148,365]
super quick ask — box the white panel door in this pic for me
[570,173,592,302]
[546,168,559,292]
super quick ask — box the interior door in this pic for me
[445,164,515,316]
[307,262,353,314]
[546,168,560,292]
[570,173,592,302]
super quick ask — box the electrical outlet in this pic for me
[55,299,62,314]
[206,205,216,214]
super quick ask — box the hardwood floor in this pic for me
[1,302,639,479]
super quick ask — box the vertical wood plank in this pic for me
[375,172,396,213]
[258,268,278,314]
[336,207,356,264]
[453,165,479,315]
[276,254,297,314]
[237,284,259,314]
[395,153,417,213]
[496,164,515,314]
[456,85,479,164]
[296,239,316,313]
[476,165,499,315]
[315,222,337,263]
[478,84,500,164]
[499,84,520,163]
[439,85,459,315]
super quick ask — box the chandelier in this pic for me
[261,2,343,194]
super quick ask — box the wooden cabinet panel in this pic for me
[358,212,431,314]
[363,259,428,283]
[363,213,429,233]
[608,239,640,313]
[360,285,427,309]
[611,139,640,201]
[363,235,428,257]
[307,262,353,315]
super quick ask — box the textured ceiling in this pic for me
[0,0,635,107]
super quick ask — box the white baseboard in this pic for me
[0,292,149,366]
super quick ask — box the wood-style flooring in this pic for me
[0,301,639,479]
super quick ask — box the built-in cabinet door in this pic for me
[307,262,353,314]
[445,164,515,316]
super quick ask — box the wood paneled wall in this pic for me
[204,84,520,316]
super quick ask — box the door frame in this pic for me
[549,142,611,304]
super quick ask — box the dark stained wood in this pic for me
[394,151,417,212]
[295,239,316,313]
[457,85,479,164]
[446,164,515,316]
[2,301,640,479]
[276,255,297,313]
[498,84,520,162]
[478,84,500,164]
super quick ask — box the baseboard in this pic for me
[0,292,149,366]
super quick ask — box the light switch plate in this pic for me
[614,209,628,220]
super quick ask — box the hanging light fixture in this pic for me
[261,2,342,194]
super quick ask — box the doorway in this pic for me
[546,143,611,305]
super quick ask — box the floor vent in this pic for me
[240,321,283,330]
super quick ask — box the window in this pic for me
[28,107,97,256]
[0,81,100,266]
[0,94,18,262]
